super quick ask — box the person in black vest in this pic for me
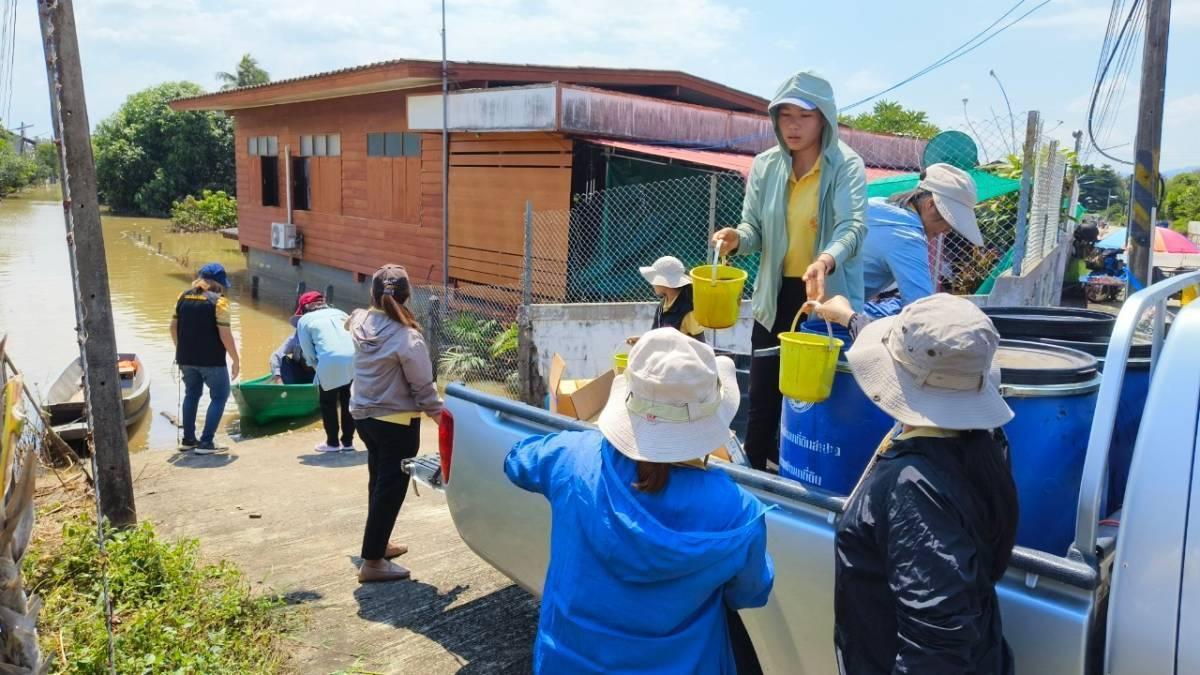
[636,256,705,343]
[170,263,240,454]
[832,294,1018,674]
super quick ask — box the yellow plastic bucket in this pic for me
[1183,284,1198,307]
[613,353,629,374]
[778,311,843,403]
[690,251,748,329]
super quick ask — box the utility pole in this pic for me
[1068,130,1083,226]
[13,122,34,155]
[1128,0,1172,291]
[440,0,450,291]
[38,0,137,527]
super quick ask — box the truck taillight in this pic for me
[438,409,454,483]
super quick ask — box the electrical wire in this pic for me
[0,0,11,125]
[841,0,1051,111]
[5,0,18,126]
[1086,0,1144,165]
[1093,5,1143,147]
[637,3,1050,152]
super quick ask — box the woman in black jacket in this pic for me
[821,293,1019,675]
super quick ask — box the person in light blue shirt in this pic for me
[861,164,982,318]
[295,291,357,452]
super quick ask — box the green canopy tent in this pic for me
[866,169,1020,201]
[866,129,1021,200]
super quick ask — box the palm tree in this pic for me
[216,53,271,91]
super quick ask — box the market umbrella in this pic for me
[1095,225,1199,253]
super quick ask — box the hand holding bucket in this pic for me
[689,247,747,330]
[777,308,842,403]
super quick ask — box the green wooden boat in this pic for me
[233,375,320,425]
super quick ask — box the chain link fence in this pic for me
[408,283,524,399]
[429,110,1076,397]
[528,172,758,304]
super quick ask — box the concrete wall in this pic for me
[247,248,372,308]
[975,240,1070,308]
[528,300,754,380]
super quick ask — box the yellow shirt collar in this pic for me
[894,427,960,442]
[790,159,822,183]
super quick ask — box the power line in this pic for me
[667,2,1051,152]
[842,0,1051,111]
[1086,0,1144,165]
[5,0,18,125]
[842,0,1030,111]
[1094,0,1143,140]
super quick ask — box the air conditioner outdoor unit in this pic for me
[271,222,297,250]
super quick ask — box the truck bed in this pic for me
[438,383,1109,674]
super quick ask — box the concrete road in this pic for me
[132,424,538,674]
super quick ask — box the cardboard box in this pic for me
[548,354,616,422]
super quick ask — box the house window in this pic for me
[298,133,341,157]
[249,135,278,157]
[367,132,421,157]
[261,156,279,207]
[291,157,310,211]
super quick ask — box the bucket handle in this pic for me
[788,307,837,352]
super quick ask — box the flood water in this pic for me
[0,186,312,450]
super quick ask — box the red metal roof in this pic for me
[586,139,909,182]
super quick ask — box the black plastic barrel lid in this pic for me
[1035,336,1153,360]
[996,340,1099,386]
[983,306,1117,340]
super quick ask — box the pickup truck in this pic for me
[407,271,1200,674]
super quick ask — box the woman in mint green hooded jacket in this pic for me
[713,70,867,471]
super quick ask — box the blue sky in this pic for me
[8,0,1200,170]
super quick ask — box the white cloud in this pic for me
[841,69,887,103]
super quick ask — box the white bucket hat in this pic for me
[919,163,983,247]
[597,328,740,463]
[639,256,692,289]
[846,294,1013,430]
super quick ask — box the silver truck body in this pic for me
[411,271,1200,674]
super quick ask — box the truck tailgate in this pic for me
[443,393,562,596]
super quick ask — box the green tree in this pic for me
[0,138,37,197]
[216,53,270,90]
[171,189,237,232]
[33,141,58,182]
[92,81,234,215]
[1076,164,1129,215]
[1162,171,1200,232]
[838,100,941,139]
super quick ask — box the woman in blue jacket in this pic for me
[505,328,775,674]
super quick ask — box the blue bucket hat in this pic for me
[198,262,230,290]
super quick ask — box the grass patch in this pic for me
[24,511,290,673]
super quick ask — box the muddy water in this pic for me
[0,186,313,450]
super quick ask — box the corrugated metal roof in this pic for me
[587,138,756,175]
[171,58,768,112]
[586,138,910,182]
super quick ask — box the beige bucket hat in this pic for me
[846,294,1013,430]
[920,163,983,247]
[597,328,739,463]
[639,256,692,289]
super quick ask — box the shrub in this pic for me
[25,513,287,673]
[171,189,238,232]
